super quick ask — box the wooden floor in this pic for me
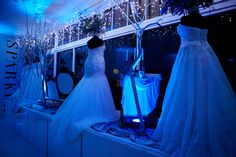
[0,119,45,157]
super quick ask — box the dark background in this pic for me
[66,9,236,117]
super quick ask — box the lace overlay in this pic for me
[84,45,105,77]
[153,25,236,157]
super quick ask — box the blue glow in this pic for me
[114,47,134,52]
[132,118,141,123]
[12,0,108,25]
[0,23,17,35]
[122,75,161,117]
[17,0,54,20]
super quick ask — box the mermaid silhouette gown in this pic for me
[153,24,236,157]
[51,45,120,142]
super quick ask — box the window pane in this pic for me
[57,49,73,73]
[43,35,50,50]
[79,21,88,39]
[63,26,70,44]
[79,30,87,39]
[113,3,128,29]
[47,33,55,49]
[147,0,160,19]
[104,8,112,31]
[45,54,54,79]
[58,30,63,46]
[75,47,88,80]
[71,24,79,42]
[128,0,145,24]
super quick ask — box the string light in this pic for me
[16,0,162,50]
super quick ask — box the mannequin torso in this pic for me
[180,12,208,29]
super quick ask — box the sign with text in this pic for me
[4,39,19,97]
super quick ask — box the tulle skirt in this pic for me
[5,63,42,113]
[153,41,236,157]
[50,74,120,143]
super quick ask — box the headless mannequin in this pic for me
[180,11,208,29]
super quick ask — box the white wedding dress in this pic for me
[51,45,120,142]
[153,25,236,157]
[5,63,43,113]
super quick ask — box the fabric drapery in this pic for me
[121,74,162,116]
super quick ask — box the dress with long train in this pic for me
[51,45,120,142]
[153,24,236,157]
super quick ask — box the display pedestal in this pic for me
[4,105,169,157]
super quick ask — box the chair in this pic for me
[45,80,64,107]
[47,80,60,100]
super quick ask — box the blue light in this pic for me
[0,23,17,35]
[17,0,54,20]
[114,47,134,52]
[132,118,141,123]
[15,0,91,24]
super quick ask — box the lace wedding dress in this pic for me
[153,25,236,157]
[51,45,120,142]
[5,63,43,113]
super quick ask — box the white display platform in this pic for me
[81,128,168,157]
[5,106,169,157]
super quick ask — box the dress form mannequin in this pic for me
[152,7,236,157]
[180,10,208,29]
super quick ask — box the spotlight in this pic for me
[132,118,141,123]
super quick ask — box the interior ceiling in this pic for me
[0,0,111,36]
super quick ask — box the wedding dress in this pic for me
[51,45,120,142]
[153,24,236,157]
[5,63,43,113]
